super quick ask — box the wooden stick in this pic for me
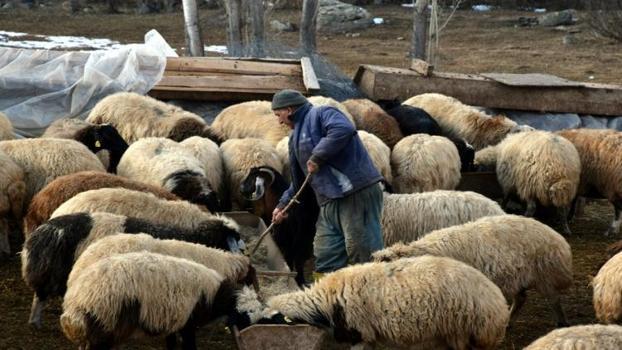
[256,270,299,277]
[248,173,312,257]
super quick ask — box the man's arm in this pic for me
[309,108,356,165]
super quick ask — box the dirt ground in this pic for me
[1,3,622,350]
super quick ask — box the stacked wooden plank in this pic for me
[149,57,320,101]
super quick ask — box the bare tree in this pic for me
[412,0,429,59]
[584,0,622,42]
[300,0,320,55]
[182,0,205,56]
[247,0,265,57]
[225,0,243,56]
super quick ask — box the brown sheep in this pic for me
[22,171,181,237]
[342,98,404,148]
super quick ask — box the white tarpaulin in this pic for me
[0,30,168,137]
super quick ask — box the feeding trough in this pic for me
[221,211,326,349]
[457,171,503,199]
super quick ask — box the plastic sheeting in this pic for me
[0,34,167,137]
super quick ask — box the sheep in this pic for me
[403,93,532,150]
[22,211,244,328]
[220,138,283,210]
[236,256,510,349]
[211,100,291,146]
[0,112,15,140]
[391,134,461,193]
[593,250,622,324]
[50,188,219,229]
[524,324,622,350]
[240,166,319,286]
[117,137,220,211]
[557,128,622,236]
[357,130,392,185]
[275,136,291,181]
[0,150,25,256]
[41,118,128,173]
[86,91,222,144]
[22,171,180,237]
[67,233,252,295]
[307,95,356,126]
[60,252,236,349]
[179,136,224,198]
[373,214,573,326]
[475,130,581,235]
[0,138,106,218]
[342,98,403,148]
[381,190,505,246]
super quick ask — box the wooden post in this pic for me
[182,0,205,57]
[412,0,429,59]
[226,0,243,57]
[300,0,319,55]
[247,0,265,57]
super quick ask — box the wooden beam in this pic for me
[300,57,320,92]
[165,57,302,76]
[410,58,434,76]
[156,74,306,91]
[148,89,280,101]
[354,64,622,116]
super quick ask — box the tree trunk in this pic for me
[226,0,243,57]
[300,0,319,55]
[182,0,205,57]
[412,0,429,59]
[247,0,265,57]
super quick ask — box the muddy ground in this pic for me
[1,2,622,349]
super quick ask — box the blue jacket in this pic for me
[277,102,382,207]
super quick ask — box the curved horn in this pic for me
[258,167,276,186]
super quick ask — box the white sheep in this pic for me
[358,130,392,185]
[524,324,622,350]
[475,130,580,235]
[0,138,105,216]
[211,100,291,146]
[373,214,573,326]
[275,136,291,181]
[593,250,622,324]
[342,98,404,148]
[220,138,284,210]
[0,112,15,140]
[0,150,25,256]
[557,128,622,236]
[403,93,532,150]
[262,256,509,349]
[60,252,233,349]
[307,95,356,126]
[86,91,222,144]
[391,134,461,193]
[117,137,220,211]
[50,188,225,229]
[22,211,244,328]
[179,136,224,197]
[381,190,504,246]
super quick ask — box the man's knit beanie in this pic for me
[271,89,308,110]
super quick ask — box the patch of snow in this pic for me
[373,17,384,25]
[534,8,546,13]
[204,45,228,54]
[401,3,414,8]
[0,31,122,51]
[472,4,492,12]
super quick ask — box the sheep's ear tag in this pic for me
[95,140,101,148]
[284,316,293,323]
[224,326,231,334]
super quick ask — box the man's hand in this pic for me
[307,159,319,174]
[272,208,289,224]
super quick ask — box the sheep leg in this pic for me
[549,295,569,327]
[165,333,177,350]
[508,289,527,327]
[180,323,197,350]
[501,193,511,210]
[524,201,537,217]
[605,202,622,237]
[557,206,572,236]
[28,293,46,329]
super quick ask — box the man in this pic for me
[271,89,384,279]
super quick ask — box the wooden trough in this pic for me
[220,211,326,349]
[457,171,504,200]
[149,57,320,102]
